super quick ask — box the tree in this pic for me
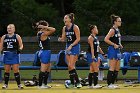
[73,0,140,36]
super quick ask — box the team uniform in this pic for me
[86,35,102,88]
[2,33,23,89]
[107,27,121,60]
[86,35,100,63]
[3,34,20,65]
[64,24,82,88]
[65,24,80,55]
[37,32,51,63]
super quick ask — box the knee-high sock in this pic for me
[69,70,75,85]
[112,70,118,84]
[88,73,93,86]
[107,70,114,85]
[38,71,45,86]
[73,69,80,84]
[4,72,10,85]
[93,72,98,86]
[43,71,49,85]
[14,72,21,85]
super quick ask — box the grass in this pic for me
[1,82,140,93]
[1,70,138,80]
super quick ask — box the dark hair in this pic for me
[88,24,96,33]
[110,14,120,24]
[67,13,75,23]
[38,20,49,26]
[32,20,49,31]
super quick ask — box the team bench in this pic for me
[0,54,140,82]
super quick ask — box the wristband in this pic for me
[70,44,74,47]
[112,43,115,46]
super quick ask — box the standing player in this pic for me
[58,13,82,88]
[86,24,105,88]
[35,20,55,88]
[0,24,23,89]
[104,14,123,89]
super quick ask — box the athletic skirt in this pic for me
[65,43,80,55]
[38,50,51,64]
[3,51,20,65]
[107,46,121,60]
[86,52,98,63]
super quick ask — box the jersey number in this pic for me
[67,36,72,41]
[39,41,43,49]
[7,42,13,48]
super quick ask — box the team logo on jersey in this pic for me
[4,39,17,42]
[66,32,74,35]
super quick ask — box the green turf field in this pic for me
[1,82,140,93]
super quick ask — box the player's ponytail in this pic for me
[88,24,96,33]
[110,14,120,25]
[68,13,75,23]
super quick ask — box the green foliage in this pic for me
[73,0,140,36]
[0,0,140,36]
[9,0,60,36]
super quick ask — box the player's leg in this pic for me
[66,54,75,88]
[112,60,120,84]
[2,65,11,89]
[43,63,52,88]
[13,64,23,89]
[88,63,94,88]
[92,62,102,88]
[39,50,51,88]
[71,55,82,88]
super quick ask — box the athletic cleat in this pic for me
[38,84,52,89]
[18,84,24,89]
[2,84,8,89]
[92,84,102,89]
[76,83,82,88]
[88,86,94,89]
[66,84,75,89]
[108,84,119,89]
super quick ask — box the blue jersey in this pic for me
[37,32,50,50]
[3,34,18,51]
[65,24,77,44]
